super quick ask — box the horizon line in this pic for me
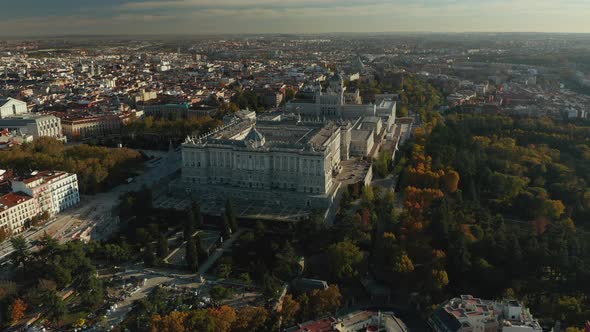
[2,31,590,39]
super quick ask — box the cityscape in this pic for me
[0,3,590,332]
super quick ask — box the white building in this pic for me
[0,97,28,119]
[12,171,80,216]
[285,310,408,332]
[429,295,542,332]
[286,72,396,133]
[0,114,62,139]
[0,192,38,235]
[180,118,342,209]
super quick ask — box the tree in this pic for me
[280,294,300,328]
[185,209,195,240]
[225,198,237,232]
[10,235,29,273]
[210,285,234,303]
[0,227,12,243]
[192,201,204,228]
[441,170,460,193]
[304,285,342,318]
[361,186,375,204]
[325,240,364,282]
[238,272,252,285]
[45,292,67,326]
[79,274,105,308]
[186,237,199,272]
[429,269,450,290]
[10,297,27,323]
[218,263,232,279]
[186,310,215,332]
[222,215,231,239]
[285,88,296,102]
[195,235,209,261]
[556,295,584,324]
[150,311,189,332]
[143,244,157,267]
[158,234,169,258]
[232,306,269,332]
[208,305,237,332]
[394,253,415,273]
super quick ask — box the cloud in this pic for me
[120,0,350,10]
[1,0,590,35]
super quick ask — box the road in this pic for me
[102,228,244,329]
[0,148,181,262]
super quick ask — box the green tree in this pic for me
[218,263,232,279]
[44,291,68,326]
[158,234,169,258]
[361,186,375,206]
[225,198,237,232]
[10,235,30,273]
[192,201,204,228]
[210,285,234,303]
[186,237,199,273]
[143,244,157,267]
[325,240,364,282]
[79,274,104,308]
[222,215,231,239]
[185,209,196,240]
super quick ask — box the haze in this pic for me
[2,0,590,36]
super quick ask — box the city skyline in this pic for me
[2,0,590,36]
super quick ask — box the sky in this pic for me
[1,0,590,36]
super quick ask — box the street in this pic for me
[0,148,181,262]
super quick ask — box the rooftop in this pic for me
[0,192,32,211]
[285,318,337,332]
[192,119,338,151]
[14,170,69,185]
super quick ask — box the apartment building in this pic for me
[12,171,80,216]
[0,192,38,234]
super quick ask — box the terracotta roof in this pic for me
[0,192,32,211]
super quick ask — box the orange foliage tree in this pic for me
[10,297,27,323]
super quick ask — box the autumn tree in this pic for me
[428,269,450,291]
[441,169,460,193]
[10,297,27,323]
[208,306,237,332]
[0,227,12,243]
[394,253,415,273]
[150,311,189,332]
[232,306,269,332]
[300,285,342,319]
[280,294,300,328]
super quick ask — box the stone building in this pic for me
[0,114,62,139]
[180,117,342,209]
[0,97,28,119]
